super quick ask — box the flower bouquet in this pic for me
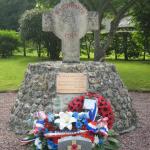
[20,92,119,150]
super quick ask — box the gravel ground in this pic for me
[120,92,150,150]
[0,92,150,150]
[0,93,26,150]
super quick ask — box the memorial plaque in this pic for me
[56,73,88,93]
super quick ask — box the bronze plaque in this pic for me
[56,73,88,93]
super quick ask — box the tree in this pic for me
[109,31,142,60]
[35,0,59,9]
[20,9,43,57]
[80,0,139,61]
[0,30,20,58]
[81,33,94,60]
[0,0,36,30]
[133,0,150,60]
[29,0,139,61]
[19,9,61,60]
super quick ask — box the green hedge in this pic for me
[0,30,20,58]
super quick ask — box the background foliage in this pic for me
[19,9,61,60]
[0,30,20,58]
[0,0,149,60]
[0,0,36,30]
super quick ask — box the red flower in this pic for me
[44,122,55,131]
[68,92,114,129]
[71,144,78,150]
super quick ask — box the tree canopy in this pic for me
[132,0,150,59]
[0,0,36,30]
[0,0,149,60]
[19,9,61,60]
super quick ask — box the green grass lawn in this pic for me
[0,56,47,92]
[0,56,149,92]
[108,60,150,92]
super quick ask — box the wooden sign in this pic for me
[56,73,88,93]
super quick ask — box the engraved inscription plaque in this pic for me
[56,73,88,93]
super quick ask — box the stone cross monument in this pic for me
[9,0,136,137]
[42,0,99,62]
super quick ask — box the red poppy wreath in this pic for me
[68,92,114,129]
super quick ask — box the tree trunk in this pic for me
[114,35,118,60]
[44,33,61,60]
[47,50,50,57]
[10,50,13,56]
[143,50,146,61]
[85,35,92,60]
[94,30,100,61]
[2,50,5,58]
[85,35,90,59]
[115,49,118,60]
[23,41,26,57]
[123,33,128,60]
[94,10,105,61]
[143,34,148,61]
[94,29,105,61]
[87,42,92,60]
[37,43,41,57]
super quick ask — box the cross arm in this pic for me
[42,12,54,32]
[88,11,99,31]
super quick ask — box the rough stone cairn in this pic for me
[10,62,136,133]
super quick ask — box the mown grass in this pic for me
[108,60,150,92]
[0,56,47,91]
[0,55,149,92]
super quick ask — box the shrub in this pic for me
[0,30,20,58]
[19,9,61,60]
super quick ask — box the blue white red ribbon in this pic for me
[35,137,42,150]
[47,139,57,149]
[89,103,98,121]
[20,136,36,145]
[34,120,45,129]
[86,121,98,133]
[99,127,108,137]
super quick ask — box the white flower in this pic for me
[54,112,76,130]
[94,135,99,145]
[34,138,42,150]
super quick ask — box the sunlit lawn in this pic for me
[0,56,47,91]
[108,60,150,92]
[0,55,149,92]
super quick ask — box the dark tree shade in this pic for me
[134,0,150,34]
[0,30,20,57]
[0,0,36,30]
[133,0,150,59]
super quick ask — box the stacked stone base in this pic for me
[10,62,136,133]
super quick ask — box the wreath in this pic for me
[20,92,116,150]
[68,92,114,129]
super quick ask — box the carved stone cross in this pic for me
[42,0,99,63]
